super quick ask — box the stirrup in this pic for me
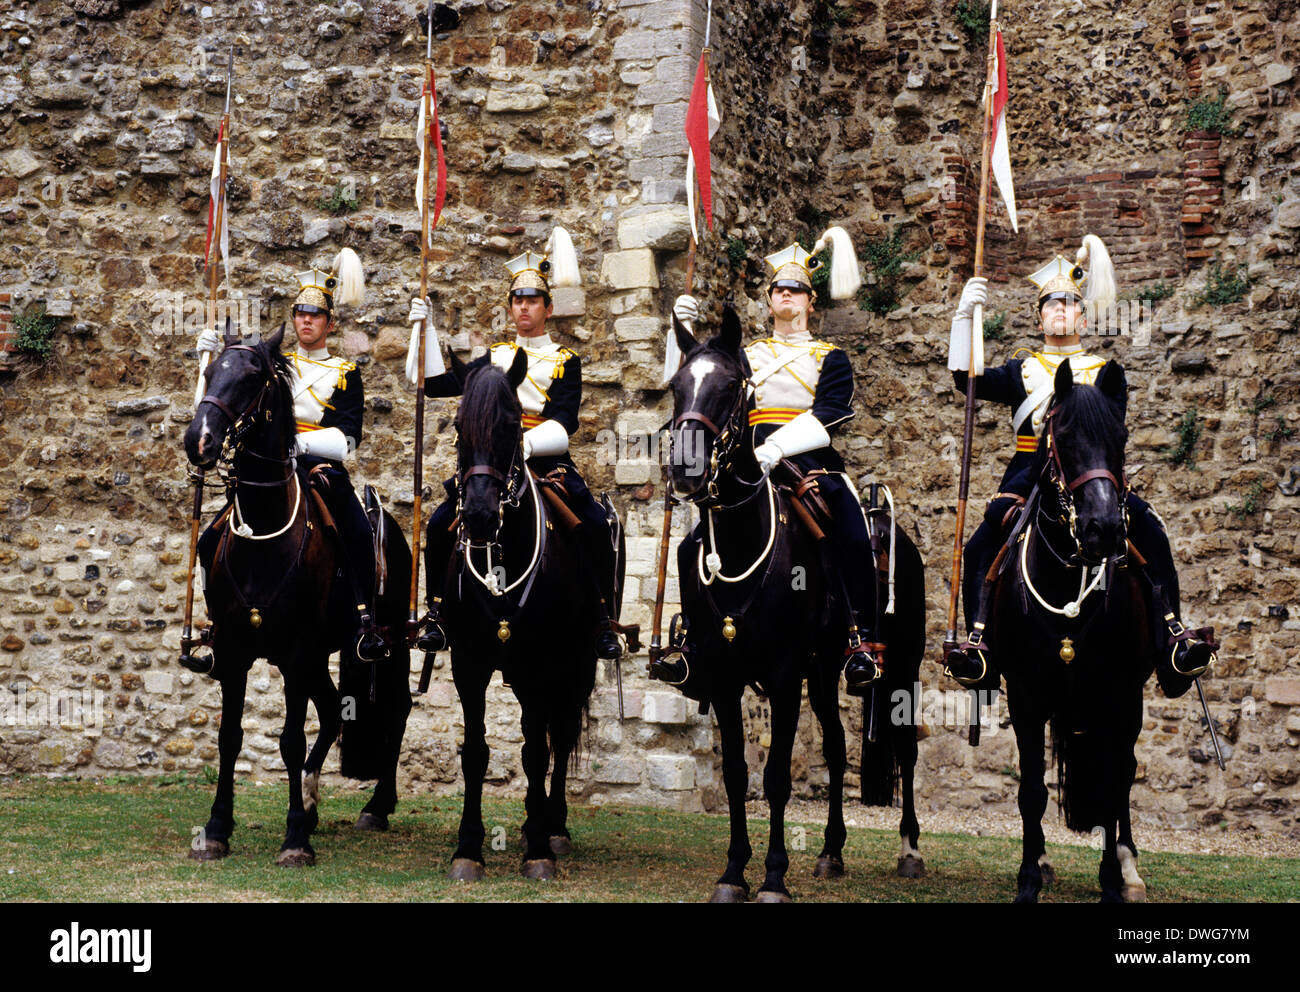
[1168,618,1217,679]
[649,649,689,686]
[945,626,990,687]
[595,620,623,661]
[355,612,386,663]
[844,635,884,697]
[416,610,447,653]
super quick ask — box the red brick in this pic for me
[1087,171,1123,183]
[0,293,10,304]
[1183,224,1216,236]
[1181,213,1204,224]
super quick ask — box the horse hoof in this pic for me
[522,859,557,881]
[276,848,316,868]
[188,839,229,862]
[755,890,792,904]
[813,855,844,879]
[896,855,926,879]
[1122,882,1147,903]
[708,884,749,904]
[448,858,485,882]
[354,812,389,832]
[549,835,573,856]
[1013,889,1039,904]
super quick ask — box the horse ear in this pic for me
[449,349,470,389]
[1053,357,1075,402]
[223,314,240,347]
[720,304,742,356]
[265,322,285,353]
[506,346,528,391]
[673,311,698,360]
[1097,359,1128,416]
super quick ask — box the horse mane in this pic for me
[457,362,522,453]
[258,336,296,437]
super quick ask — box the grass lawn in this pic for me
[1,777,1295,903]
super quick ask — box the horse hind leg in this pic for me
[1117,807,1145,901]
[301,662,341,832]
[894,692,925,879]
[519,703,558,880]
[449,661,490,881]
[544,700,583,858]
[1012,712,1049,903]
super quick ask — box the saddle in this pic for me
[773,460,834,538]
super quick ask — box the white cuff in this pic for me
[293,427,351,461]
[405,319,444,385]
[948,315,973,373]
[522,419,569,460]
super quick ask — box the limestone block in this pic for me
[1265,677,1300,706]
[614,460,654,485]
[642,691,688,725]
[485,83,548,114]
[142,672,174,696]
[599,249,659,290]
[614,316,660,342]
[594,755,644,785]
[646,753,695,790]
[617,208,690,251]
[550,286,586,318]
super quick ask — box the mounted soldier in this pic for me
[195,248,387,670]
[652,228,883,694]
[944,234,1217,697]
[409,227,625,662]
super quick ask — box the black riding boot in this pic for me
[577,521,622,660]
[945,518,1000,688]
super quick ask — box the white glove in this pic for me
[521,419,569,461]
[673,294,700,330]
[754,410,831,473]
[405,296,445,385]
[292,427,352,461]
[948,276,989,374]
[197,326,223,354]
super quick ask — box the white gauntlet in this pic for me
[948,276,988,374]
[405,296,445,384]
[753,411,830,471]
[292,427,352,461]
[521,419,569,460]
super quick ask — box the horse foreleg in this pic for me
[806,664,846,879]
[302,661,340,825]
[1010,700,1049,903]
[519,702,556,879]
[277,675,315,867]
[191,663,247,861]
[449,660,490,880]
[710,690,752,903]
[359,659,412,831]
[1099,821,1124,903]
[756,682,800,903]
[1118,806,1146,902]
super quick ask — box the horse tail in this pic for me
[860,685,900,807]
[1051,718,1105,834]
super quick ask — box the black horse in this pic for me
[989,359,1154,902]
[666,308,927,902]
[182,324,412,866]
[439,349,605,881]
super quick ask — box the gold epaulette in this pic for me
[552,347,575,378]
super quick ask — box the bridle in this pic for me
[1038,403,1130,565]
[671,362,766,509]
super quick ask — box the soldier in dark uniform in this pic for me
[196,248,386,666]
[653,229,885,694]
[944,235,1216,697]
[409,227,624,661]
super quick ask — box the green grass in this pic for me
[0,778,1294,903]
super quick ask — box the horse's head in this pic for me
[452,347,527,543]
[668,305,750,501]
[184,322,291,470]
[1044,359,1129,562]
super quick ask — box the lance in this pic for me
[649,4,715,672]
[181,47,234,673]
[413,2,448,692]
[943,5,1001,745]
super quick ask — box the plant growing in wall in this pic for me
[12,305,57,363]
[856,228,922,315]
[982,310,1007,341]
[318,182,359,215]
[1165,406,1202,471]
[954,0,990,48]
[1183,88,1239,137]
[1196,259,1250,307]
[1226,478,1268,519]
[724,236,748,270]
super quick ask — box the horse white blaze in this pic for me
[686,356,717,412]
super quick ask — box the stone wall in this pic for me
[1,0,1298,838]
